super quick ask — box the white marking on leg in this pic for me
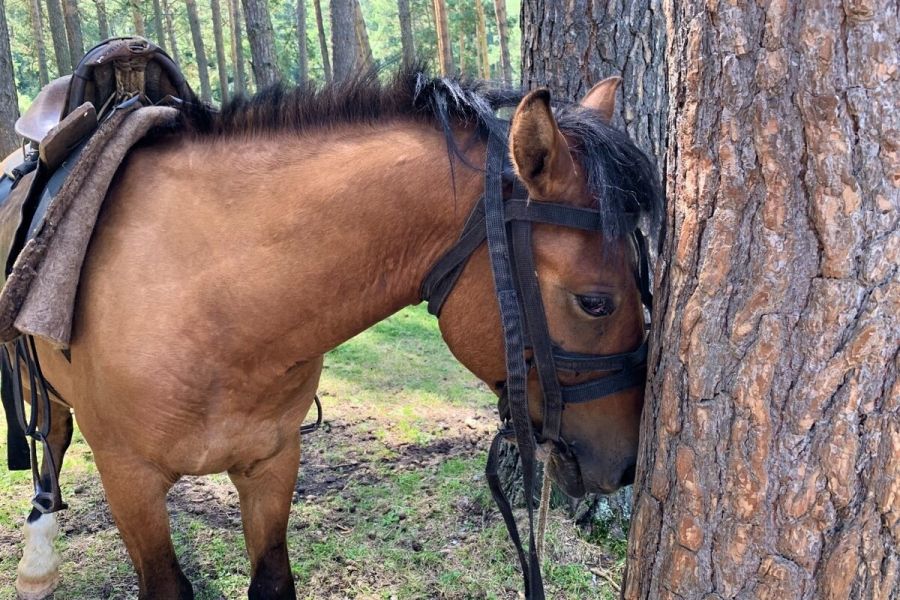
[15,512,61,600]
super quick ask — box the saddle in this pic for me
[0,37,194,513]
[0,37,192,285]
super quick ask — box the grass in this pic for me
[0,303,624,599]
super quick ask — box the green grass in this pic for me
[0,304,623,599]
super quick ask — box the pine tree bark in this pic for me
[228,0,246,93]
[353,0,372,71]
[46,0,71,74]
[313,0,331,82]
[296,0,308,83]
[241,0,280,87]
[0,0,19,155]
[624,1,900,598]
[93,0,109,40]
[63,0,84,63]
[152,0,166,50]
[431,0,453,75]
[185,0,212,101]
[131,0,145,36]
[163,0,182,65]
[29,0,50,85]
[474,0,489,79]
[491,0,511,85]
[396,0,414,68]
[329,0,357,81]
[210,0,229,101]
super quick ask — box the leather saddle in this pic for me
[0,37,193,286]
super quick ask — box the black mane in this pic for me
[176,65,663,241]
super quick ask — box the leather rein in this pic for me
[420,124,652,600]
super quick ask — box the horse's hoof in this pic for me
[15,572,60,600]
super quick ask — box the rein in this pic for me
[421,125,652,599]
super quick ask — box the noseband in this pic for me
[420,125,653,599]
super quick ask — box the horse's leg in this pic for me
[15,401,73,600]
[229,439,301,600]
[93,452,193,600]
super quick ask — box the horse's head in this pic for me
[437,80,661,497]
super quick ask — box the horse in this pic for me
[8,67,662,599]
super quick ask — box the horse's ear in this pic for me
[509,89,576,199]
[580,76,621,122]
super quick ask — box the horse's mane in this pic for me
[174,64,663,241]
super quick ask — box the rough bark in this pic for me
[93,0,109,40]
[396,0,414,68]
[211,0,229,102]
[152,0,166,51]
[130,0,145,36]
[491,0,511,85]
[185,0,212,101]
[163,0,182,65]
[313,0,331,82]
[521,0,666,163]
[241,0,280,87]
[624,1,900,598]
[431,0,453,75]
[228,0,246,93]
[353,0,372,71]
[296,0,308,83]
[63,0,84,63]
[329,0,357,81]
[29,0,50,85]
[474,0,490,79]
[45,0,71,74]
[0,0,19,155]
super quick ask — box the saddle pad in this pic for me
[0,104,178,348]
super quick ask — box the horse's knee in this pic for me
[15,512,61,600]
[248,542,295,600]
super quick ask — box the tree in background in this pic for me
[162,0,182,64]
[396,0,413,68]
[431,0,451,75]
[0,0,19,154]
[296,0,308,83]
[62,0,84,63]
[130,0,145,36]
[185,0,212,101]
[151,0,166,50]
[46,0,71,74]
[242,0,280,86]
[28,0,49,85]
[491,0,510,85]
[353,0,372,71]
[93,0,108,39]
[625,0,898,595]
[313,0,331,82]
[228,0,246,94]
[210,0,229,101]
[329,0,356,81]
[473,0,489,79]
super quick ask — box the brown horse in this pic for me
[12,69,661,599]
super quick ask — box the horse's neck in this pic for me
[161,124,485,360]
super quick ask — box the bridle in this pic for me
[420,123,653,600]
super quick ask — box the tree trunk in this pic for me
[210,0,229,102]
[457,30,465,74]
[474,0,489,79]
[152,0,166,50]
[353,0,372,71]
[313,0,331,82]
[130,0,145,36]
[431,0,452,75]
[46,0,71,74]
[296,0,308,83]
[507,0,668,537]
[491,0,510,85]
[0,0,20,155]
[185,0,212,101]
[162,0,182,65]
[624,1,900,598]
[29,0,50,85]
[228,0,246,94]
[241,0,280,87]
[63,0,84,63]
[93,0,109,40]
[396,0,414,68]
[329,0,356,81]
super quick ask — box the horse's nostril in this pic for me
[619,463,636,486]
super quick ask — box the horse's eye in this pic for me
[576,294,615,317]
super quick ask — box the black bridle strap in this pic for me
[481,129,544,599]
[505,199,639,232]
